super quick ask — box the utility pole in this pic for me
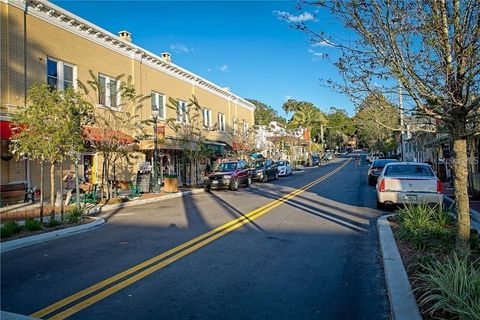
[320,124,324,147]
[399,84,405,161]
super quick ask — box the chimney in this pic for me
[118,30,131,42]
[161,52,172,62]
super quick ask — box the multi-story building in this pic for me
[0,0,254,195]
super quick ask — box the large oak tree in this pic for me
[295,0,479,254]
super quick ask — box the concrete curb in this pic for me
[0,311,38,319]
[377,215,422,320]
[444,196,480,230]
[93,189,205,214]
[0,217,105,254]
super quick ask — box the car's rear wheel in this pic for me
[230,179,239,191]
[376,199,384,209]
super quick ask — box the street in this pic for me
[1,157,389,320]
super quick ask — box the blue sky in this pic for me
[54,1,354,117]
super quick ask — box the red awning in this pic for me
[83,126,135,144]
[0,120,12,140]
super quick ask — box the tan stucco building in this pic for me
[0,0,255,196]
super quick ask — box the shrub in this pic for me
[416,254,480,320]
[48,219,61,228]
[24,218,43,231]
[396,205,455,252]
[65,207,84,224]
[1,221,22,238]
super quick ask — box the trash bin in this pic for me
[163,174,178,193]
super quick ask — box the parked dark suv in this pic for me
[250,159,278,182]
[204,160,251,191]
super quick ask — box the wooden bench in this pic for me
[0,182,36,207]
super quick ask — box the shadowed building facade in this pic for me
[0,0,255,196]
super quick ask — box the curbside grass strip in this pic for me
[377,214,422,320]
[0,217,105,254]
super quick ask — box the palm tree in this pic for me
[289,104,328,166]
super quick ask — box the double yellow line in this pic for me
[32,159,350,319]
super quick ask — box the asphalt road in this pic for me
[1,157,389,320]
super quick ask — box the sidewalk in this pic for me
[442,182,480,228]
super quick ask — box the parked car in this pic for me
[276,160,292,176]
[368,159,398,185]
[376,162,444,208]
[367,152,384,163]
[323,152,334,161]
[311,155,321,166]
[204,160,251,191]
[250,159,278,182]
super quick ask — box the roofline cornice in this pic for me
[5,0,255,112]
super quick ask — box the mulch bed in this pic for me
[387,216,478,320]
[0,217,94,243]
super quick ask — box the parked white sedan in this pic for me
[376,162,444,208]
[276,160,292,176]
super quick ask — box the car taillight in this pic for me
[437,179,443,193]
[378,179,385,192]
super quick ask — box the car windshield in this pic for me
[277,161,285,166]
[253,160,265,168]
[372,159,397,167]
[384,164,434,177]
[215,162,237,172]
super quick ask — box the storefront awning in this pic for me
[83,126,134,144]
[0,120,12,140]
[138,139,183,151]
[205,140,228,155]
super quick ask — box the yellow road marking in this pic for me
[32,159,350,319]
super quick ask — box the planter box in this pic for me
[163,177,178,193]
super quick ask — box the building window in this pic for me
[46,57,75,91]
[177,100,188,123]
[218,113,226,132]
[151,91,166,119]
[203,108,212,128]
[243,121,249,134]
[232,117,237,133]
[98,74,119,108]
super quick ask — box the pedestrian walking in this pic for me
[355,154,361,166]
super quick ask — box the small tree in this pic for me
[10,84,93,220]
[166,95,216,187]
[80,71,149,199]
[229,118,256,160]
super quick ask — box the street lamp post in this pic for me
[152,109,161,193]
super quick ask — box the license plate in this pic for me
[212,180,218,184]
[403,194,417,201]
